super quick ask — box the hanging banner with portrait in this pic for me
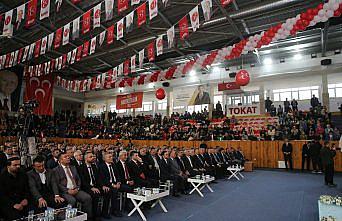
[173,84,211,106]
[0,67,23,112]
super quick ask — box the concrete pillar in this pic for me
[208,84,215,119]
[321,69,330,111]
[259,85,265,115]
[104,99,110,122]
[166,90,172,117]
[152,101,156,116]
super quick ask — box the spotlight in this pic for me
[263,58,273,65]
[293,54,302,60]
[189,70,197,76]
[311,53,317,58]
[280,58,285,63]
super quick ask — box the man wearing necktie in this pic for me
[98,152,123,218]
[53,153,93,220]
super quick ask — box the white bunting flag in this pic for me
[13,50,19,65]
[3,10,13,37]
[48,32,54,51]
[117,18,124,40]
[101,73,106,88]
[16,5,25,29]
[131,55,136,73]
[90,36,97,55]
[201,0,212,22]
[162,0,171,7]
[118,63,124,76]
[62,23,70,45]
[58,56,62,70]
[40,0,51,20]
[40,36,48,55]
[67,51,72,63]
[28,43,35,60]
[72,17,80,40]
[167,26,175,48]
[113,67,118,80]
[93,3,101,29]
[71,48,77,64]
[22,45,30,62]
[9,52,15,67]
[149,0,158,20]
[126,11,134,33]
[139,49,144,68]
[189,6,200,32]
[131,0,140,5]
[56,0,63,12]
[156,35,163,56]
[46,61,50,74]
[105,0,114,21]
[99,30,106,46]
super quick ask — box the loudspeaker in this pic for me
[321,59,332,66]
[229,72,236,78]
[162,82,170,87]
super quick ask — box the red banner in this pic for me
[124,59,130,76]
[116,92,143,109]
[82,41,90,57]
[25,0,38,28]
[54,28,62,49]
[34,39,41,58]
[118,0,129,13]
[82,10,91,34]
[137,2,146,27]
[107,25,115,44]
[24,75,54,115]
[147,41,155,62]
[76,45,83,61]
[218,82,241,91]
[221,0,233,6]
[179,16,189,40]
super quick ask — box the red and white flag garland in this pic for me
[149,0,158,20]
[25,0,38,28]
[189,6,200,32]
[117,18,124,40]
[156,35,163,56]
[40,0,50,20]
[3,10,13,37]
[93,3,102,29]
[62,23,70,46]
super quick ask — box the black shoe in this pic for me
[328,183,337,187]
[102,214,111,220]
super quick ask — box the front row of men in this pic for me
[0,147,244,221]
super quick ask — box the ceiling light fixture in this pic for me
[293,54,302,60]
[263,58,273,65]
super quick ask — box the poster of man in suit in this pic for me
[0,68,23,112]
[189,85,211,105]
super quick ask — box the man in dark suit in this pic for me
[71,150,83,173]
[98,152,123,218]
[0,146,13,171]
[302,142,311,171]
[169,150,188,193]
[182,149,200,177]
[320,142,337,187]
[27,156,66,212]
[148,147,161,180]
[0,157,30,220]
[282,139,293,171]
[79,152,107,219]
[159,151,181,197]
[116,150,135,189]
[54,152,93,219]
[310,139,323,173]
[46,148,60,169]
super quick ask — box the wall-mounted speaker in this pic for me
[229,72,236,78]
[162,82,170,87]
[321,59,332,66]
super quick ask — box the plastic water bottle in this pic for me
[28,210,34,221]
[65,204,72,219]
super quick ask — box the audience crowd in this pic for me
[0,141,245,220]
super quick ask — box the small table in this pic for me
[187,176,215,197]
[227,166,244,180]
[14,208,87,221]
[318,201,342,221]
[127,189,170,221]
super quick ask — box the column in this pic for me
[152,101,156,116]
[166,90,173,117]
[208,84,215,119]
[321,69,330,111]
[104,99,110,122]
[259,85,265,115]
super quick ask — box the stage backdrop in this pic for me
[174,84,211,107]
[116,92,143,109]
[0,67,24,112]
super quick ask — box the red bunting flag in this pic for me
[54,27,62,49]
[124,59,130,76]
[82,10,91,34]
[179,16,189,40]
[221,0,232,6]
[82,41,90,57]
[76,45,83,61]
[34,39,41,58]
[107,25,114,44]
[72,0,81,3]
[137,2,146,27]
[25,0,38,28]
[118,0,129,13]
[147,41,155,62]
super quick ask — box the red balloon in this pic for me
[156,88,166,100]
[235,70,250,86]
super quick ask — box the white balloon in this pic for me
[321,16,329,22]
[318,9,326,17]
[309,21,316,26]
[286,24,293,31]
[326,10,334,18]
[314,15,321,23]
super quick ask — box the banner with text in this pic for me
[227,104,260,116]
[116,92,143,109]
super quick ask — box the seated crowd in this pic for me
[0,141,245,221]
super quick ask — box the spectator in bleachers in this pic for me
[284,98,291,113]
[291,99,298,111]
[265,97,273,113]
[311,94,319,108]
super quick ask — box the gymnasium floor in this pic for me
[117,170,342,221]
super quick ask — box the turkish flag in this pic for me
[118,0,129,13]
[147,41,155,62]
[107,25,114,44]
[25,0,38,28]
[24,75,54,115]
[137,2,146,27]
[179,16,189,40]
[54,27,62,49]
[82,10,91,34]
[34,39,41,58]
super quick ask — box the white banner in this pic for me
[40,0,51,20]
[132,0,140,5]
[99,30,106,46]
[62,23,70,45]
[156,35,163,56]
[131,55,136,72]
[47,32,54,51]
[139,49,144,68]
[227,105,260,116]
[189,6,200,32]
[105,0,114,20]
[22,45,30,62]
[126,11,134,33]
[149,0,158,20]
[201,0,212,22]
[40,36,48,55]
[72,17,80,40]
[118,63,124,76]
[71,48,77,64]
[16,4,25,29]
[90,36,97,55]
[3,10,13,37]
[117,18,124,40]
[173,85,211,106]
[167,26,175,48]
[93,3,101,29]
